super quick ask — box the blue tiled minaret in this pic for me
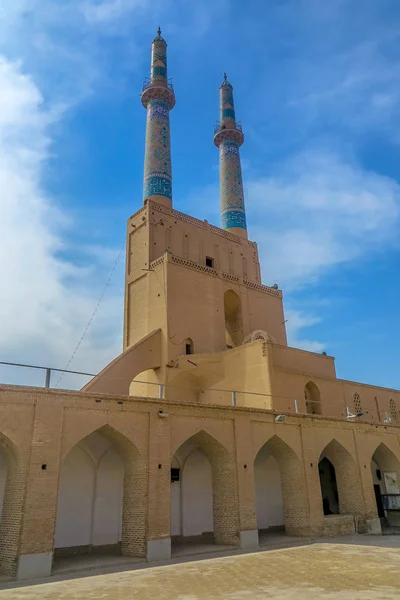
[214,74,247,239]
[142,28,175,208]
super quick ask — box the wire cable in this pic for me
[54,240,126,388]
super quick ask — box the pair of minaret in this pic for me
[141,29,247,240]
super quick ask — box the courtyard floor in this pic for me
[1,536,399,599]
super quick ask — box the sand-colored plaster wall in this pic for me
[0,383,399,577]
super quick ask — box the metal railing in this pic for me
[0,361,96,389]
[382,494,400,511]
[142,77,174,92]
[0,360,398,426]
[214,121,242,135]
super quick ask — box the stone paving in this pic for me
[1,541,400,599]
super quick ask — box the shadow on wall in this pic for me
[171,430,239,546]
[253,435,309,536]
[371,443,400,527]
[54,425,147,566]
[305,381,322,415]
[224,290,243,348]
[0,433,25,577]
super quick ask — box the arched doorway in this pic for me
[319,458,339,515]
[0,435,24,577]
[185,338,194,355]
[171,451,213,539]
[305,381,322,415]
[171,430,238,554]
[254,436,309,544]
[254,448,284,532]
[371,443,400,529]
[224,290,244,348]
[318,440,364,528]
[54,426,147,571]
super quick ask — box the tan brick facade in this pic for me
[0,385,399,578]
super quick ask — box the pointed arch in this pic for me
[371,442,400,525]
[55,425,147,562]
[172,429,239,545]
[371,442,400,470]
[318,439,364,517]
[62,421,146,461]
[0,432,25,576]
[254,435,309,536]
[304,381,322,415]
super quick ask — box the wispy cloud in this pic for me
[1,0,399,387]
[0,56,124,385]
[82,0,149,23]
[248,150,400,289]
[0,0,229,388]
[285,309,325,354]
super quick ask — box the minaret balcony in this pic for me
[213,121,244,147]
[143,77,174,93]
[142,78,175,109]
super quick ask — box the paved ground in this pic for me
[1,538,400,600]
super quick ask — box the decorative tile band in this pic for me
[152,66,167,79]
[220,143,240,157]
[144,175,172,199]
[222,108,235,119]
[222,209,247,230]
[148,100,169,119]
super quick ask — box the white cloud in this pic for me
[179,150,400,354]
[83,0,149,23]
[285,30,400,138]
[284,309,325,354]
[247,151,400,289]
[0,0,230,392]
[0,56,123,388]
[1,0,399,389]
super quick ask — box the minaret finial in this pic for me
[224,72,227,82]
[157,26,161,36]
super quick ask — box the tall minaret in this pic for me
[142,28,175,208]
[214,74,247,239]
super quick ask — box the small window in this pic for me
[205,256,214,268]
[171,468,180,482]
[353,393,362,414]
[389,399,397,421]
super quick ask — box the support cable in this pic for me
[54,240,126,388]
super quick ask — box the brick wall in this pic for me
[0,384,399,573]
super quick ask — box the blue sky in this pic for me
[1,0,400,391]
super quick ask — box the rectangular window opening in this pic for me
[205,256,214,268]
[171,467,180,482]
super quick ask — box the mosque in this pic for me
[0,30,399,581]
